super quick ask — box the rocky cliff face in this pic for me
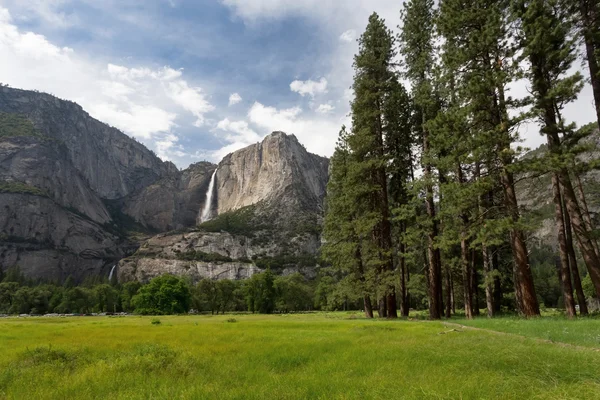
[0,87,212,281]
[0,87,329,283]
[118,132,329,283]
[215,131,328,215]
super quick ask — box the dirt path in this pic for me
[440,321,600,352]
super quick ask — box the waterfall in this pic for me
[200,168,218,223]
[108,265,117,281]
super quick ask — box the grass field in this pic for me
[1,313,599,399]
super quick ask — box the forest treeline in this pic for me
[0,268,320,315]
[321,0,600,319]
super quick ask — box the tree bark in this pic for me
[500,168,540,316]
[364,295,374,319]
[558,169,600,297]
[399,234,409,317]
[551,172,576,318]
[492,249,502,314]
[565,205,589,315]
[423,125,443,319]
[444,267,452,318]
[483,244,494,317]
[471,250,480,316]
[495,77,539,317]
[377,297,386,318]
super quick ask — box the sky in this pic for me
[0,0,596,168]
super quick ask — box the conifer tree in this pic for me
[322,127,374,318]
[399,0,444,319]
[437,0,540,316]
[347,13,399,318]
[514,0,600,299]
[575,0,600,126]
[386,78,414,317]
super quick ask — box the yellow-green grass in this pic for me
[455,315,600,349]
[1,313,599,399]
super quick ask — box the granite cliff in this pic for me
[117,132,329,283]
[0,87,329,283]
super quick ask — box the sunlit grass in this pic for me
[455,314,600,348]
[0,313,599,399]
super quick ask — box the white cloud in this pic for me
[213,118,262,159]
[247,101,343,157]
[339,29,356,42]
[88,103,177,140]
[0,7,216,165]
[165,80,214,127]
[290,77,328,97]
[315,104,335,114]
[228,92,242,106]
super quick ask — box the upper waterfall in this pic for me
[200,168,218,223]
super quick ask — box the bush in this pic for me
[151,318,161,325]
[132,275,191,315]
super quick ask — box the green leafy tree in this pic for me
[132,274,191,315]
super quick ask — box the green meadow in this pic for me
[0,313,599,399]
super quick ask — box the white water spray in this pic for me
[108,265,116,281]
[200,168,218,223]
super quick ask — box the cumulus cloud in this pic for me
[290,77,328,97]
[164,80,214,127]
[247,101,343,157]
[212,118,262,159]
[228,92,242,106]
[0,7,216,163]
[315,103,335,114]
[339,29,356,42]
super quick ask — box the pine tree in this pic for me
[322,127,374,318]
[386,78,415,317]
[575,0,600,126]
[349,13,398,318]
[399,0,444,319]
[437,0,540,316]
[514,0,600,300]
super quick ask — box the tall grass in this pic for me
[0,314,599,399]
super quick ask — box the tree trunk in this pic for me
[450,270,456,314]
[423,125,442,319]
[579,0,600,126]
[558,169,600,297]
[575,174,599,256]
[378,297,386,318]
[495,80,539,317]
[492,249,502,314]
[399,237,409,317]
[551,172,576,318]
[364,295,374,319]
[457,164,473,319]
[565,204,589,315]
[444,267,452,318]
[500,168,540,316]
[483,244,494,317]
[471,250,480,316]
